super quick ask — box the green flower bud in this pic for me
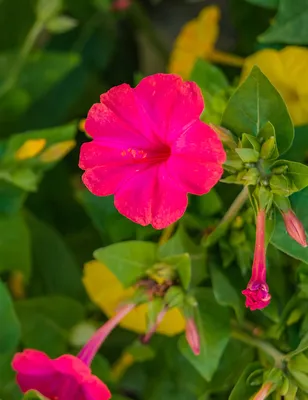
[270,175,292,196]
[260,136,276,160]
[241,167,260,185]
[235,148,260,163]
[271,164,289,175]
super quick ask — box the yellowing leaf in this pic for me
[15,139,46,160]
[169,5,243,79]
[241,46,308,126]
[39,140,76,162]
[83,260,185,335]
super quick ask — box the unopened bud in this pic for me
[282,209,307,247]
[185,318,200,356]
[270,175,291,196]
[236,148,260,163]
[271,164,288,175]
[210,124,237,149]
[252,382,273,400]
[260,136,276,160]
[241,167,260,185]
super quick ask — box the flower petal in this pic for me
[85,84,159,145]
[82,375,111,400]
[167,156,223,195]
[12,350,54,375]
[134,74,204,143]
[172,120,226,164]
[114,164,188,229]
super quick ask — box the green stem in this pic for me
[158,223,176,246]
[220,186,249,225]
[0,19,44,98]
[231,329,285,369]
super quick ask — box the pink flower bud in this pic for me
[242,209,271,311]
[185,317,200,355]
[252,382,273,400]
[282,209,307,248]
[111,0,131,11]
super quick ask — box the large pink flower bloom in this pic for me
[79,73,226,229]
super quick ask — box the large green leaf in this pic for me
[259,0,308,44]
[0,280,21,353]
[271,188,308,262]
[0,212,31,277]
[211,263,244,322]
[15,295,85,357]
[94,241,158,287]
[221,66,294,155]
[179,288,230,381]
[26,212,85,300]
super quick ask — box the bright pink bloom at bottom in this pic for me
[79,73,226,229]
[242,209,271,311]
[12,304,135,400]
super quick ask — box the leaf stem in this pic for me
[158,223,176,246]
[231,329,285,369]
[220,186,249,225]
[0,19,44,98]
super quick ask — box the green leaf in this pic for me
[221,66,294,155]
[246,0,278,8]
[190,59,229,95]
[0,280,20,353]
[23,390,48,400]
[271,160,308,193]
[198,188,223,217]
[259,0,308,44]
[26,212,85,300]
[211,263,244,322]
[46,15,78,33]
[15,295,85,357]
[179,288,230,381]
[271,188,308,262]
[0,181,26,214]
[161,254,191,290]
[36,0,62,22]
[258,121,279,160]
[94,241,158,287]
[229,362,263,400]
[126,340,156,362]
[0,212,31,277]
[235,148,260,163]
[159,225,207,285]
[288,332,308,357]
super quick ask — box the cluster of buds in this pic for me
[214,125,307,311]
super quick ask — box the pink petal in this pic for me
[82,162,147,196]
[114,164,188,229]
[135,74,204,143]
[167,156,223,195]
[53,355,91,379]
[172,120,226,164]
[85,84,159,145]
[12,350,54,376]
[82,375,111,400]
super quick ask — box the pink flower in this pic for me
[79,74,226,229]
[252,382,273,400]
[282,209,307,247]
[12,304,135,399]
[111,0,131,11]
[185,317,200,355]
[242,209,271,311]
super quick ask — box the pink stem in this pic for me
[142,307,167,343]
[78,303,135,365]
[251,209,266,282]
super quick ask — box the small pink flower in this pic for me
[242,209,271,311]
[252,382,273,400]
[79,74,226,229]
[282,209,307,247]
[12,304,135,399]
[185,317,200,355]
[111,0,131,11]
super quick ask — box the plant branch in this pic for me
[220,186,249,225]
[231,329,285,369]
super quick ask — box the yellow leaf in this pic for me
[39,140,76,163]
[15,139,46,160]
[241,46,308,126]
[83,260,185,335]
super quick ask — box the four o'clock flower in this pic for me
[242,209,271,311]
[282,209,307,247]
[79,73,226,229]
[12,304,135,400]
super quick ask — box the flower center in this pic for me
[121,144,171,164]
